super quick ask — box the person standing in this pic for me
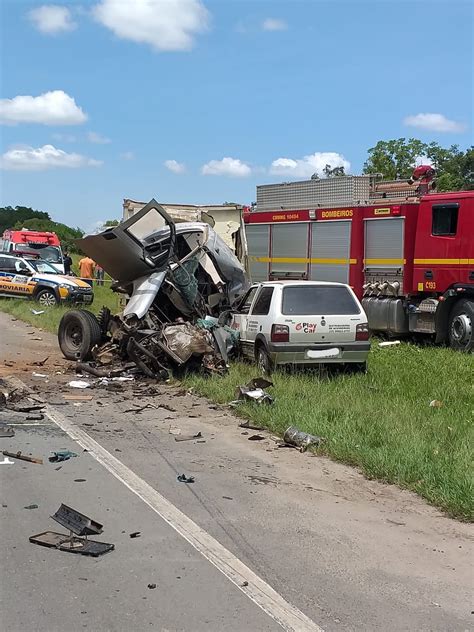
[63,251,73,276]
[96,264,105,286]
[78,256,95,286]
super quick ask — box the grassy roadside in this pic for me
[0,292,472,521]
[184,346,473,522]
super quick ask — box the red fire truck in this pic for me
[244,169,474,351]
[1,229,65,273]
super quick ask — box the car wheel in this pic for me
[36,288,59,307]
[256,345,273,375]
[58,310,103,360]
[448,299,473,352]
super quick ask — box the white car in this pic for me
[230,280,370,373]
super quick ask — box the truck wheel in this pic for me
[256,345,273,375]
[448,299,473,352]
[58,310,103,360]
[36,288,59,307]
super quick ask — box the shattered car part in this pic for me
[282,426,324,452]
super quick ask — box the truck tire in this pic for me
[36,288,59,307]
[256,344,273,375]
[448,299,473,352]
[58,310,103,360]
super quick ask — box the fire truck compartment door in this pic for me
[310,221,351,283]
[246,224,270,282]
[270,223,308,278]
[364,218,404,270]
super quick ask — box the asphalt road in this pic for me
[0,311,472,632]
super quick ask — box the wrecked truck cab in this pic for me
[58,199,248,376]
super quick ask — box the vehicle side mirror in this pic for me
[18,264,32,276]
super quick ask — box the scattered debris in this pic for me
[24,504,39,510]
[231,378,274,406]
[26,413,44,421]
[241,581,249,587]
[248,434,265,441]
[222,496,233,501]
[63,394,93,402]
[30,309,45,315]
[49,450,78,463]
[177,474,195,484]
[169,426,181,436]
[68,380,91,389]
[239,421,265,431]
[32,372,48,378]
[174,432,202,442]
[160,404,176,413]
[429,400,443,408]
[147,583,157,589]
[3,450,43,464]
[0,426,15,438]
[282,426,324,453]
[74,479,87,483]
[130,531,141,538]
[30,357,49,367]
[29,503,114,557]
[378,340,401,348]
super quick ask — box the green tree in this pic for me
[103,219,120,227]
[363,138,473,191]
[0,205,50,235]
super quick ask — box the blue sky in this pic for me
[1,0,472,232]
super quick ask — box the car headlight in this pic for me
[59,284,73,291]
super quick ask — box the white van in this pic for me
[230,281,370,373]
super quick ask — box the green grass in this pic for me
[184,345,474,521]
[0,275,472,520]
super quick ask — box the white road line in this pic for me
[8,381,323,632]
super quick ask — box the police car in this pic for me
[0,254,94,307]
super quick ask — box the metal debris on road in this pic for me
[378,341,401,348]
[248,434,265,441]
[26,413,44,421]
[68,380,92,389]
[3,450,43,464]
[147,583,157,589]
[177,474,195,483]
[29,504,114,557]
[129,531,141,538]
[231,379,274,406]
[282,426,324,453]
[24,504,39,510]
[63,394,93,401]
[30,309,45,315]
[239,421,265,431]
[174,432,202,442]
[49,450,78,463]
[0,426,15,438]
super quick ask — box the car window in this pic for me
[29,260,58,274]
[432,204,459,236]
[281,286,360,315]
[0,257,16,272]
[251,287,274,315]
[237,287,258,314]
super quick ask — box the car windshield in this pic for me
[16,244,62,263]
[28,260,60,274]
[281,285,360,315]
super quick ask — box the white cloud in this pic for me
[201,157,251,177]
[0,90,87,126]
[262,18,287,31]
[270,152,350,179]
[414,155,435,167]
[0,144,102,171]
[120,151,135,160]
[28,5,77,34]
[404,113,466,133]
[52,132,77,142]
[164,159,185,173]
[87,131,111,144]
[93,0,210,51]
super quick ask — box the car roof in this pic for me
[256,280,348,288]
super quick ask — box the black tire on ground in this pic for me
[58,310,103,360]
[256,344,273,375]
[447,299,474,352]
[35,288,59,307]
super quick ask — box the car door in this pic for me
[247,286,275,349]
[76,199,177,284]
[0,257,33,298]
[230,285,259,357]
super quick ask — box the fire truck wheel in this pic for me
[448,299,473,352]
[58,310,103,360]
[256,345,273,375]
